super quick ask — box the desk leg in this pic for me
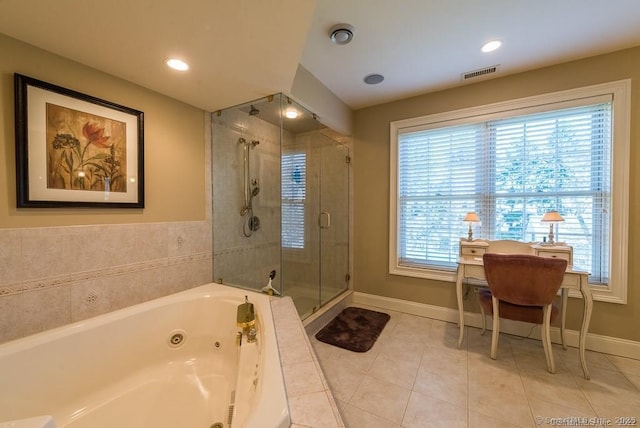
[579,274,593,380]
[456,265,465,349]
[561,288,568,350]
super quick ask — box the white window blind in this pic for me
[397,103,611,284]
[282,153,306,249]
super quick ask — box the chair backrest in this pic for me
[482,253,567,306]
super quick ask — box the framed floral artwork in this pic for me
[14,73,144,208]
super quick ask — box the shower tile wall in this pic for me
[212,107,293,290]
[0,221,212,344]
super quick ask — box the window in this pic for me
[282,152,306,249]
[389,81,630,303]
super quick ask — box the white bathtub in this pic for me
[0,284,290,428]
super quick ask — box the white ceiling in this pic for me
[301,0,640,109]
[0,0,315,112]
[2,0,640,112]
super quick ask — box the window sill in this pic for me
[390,263,457,282]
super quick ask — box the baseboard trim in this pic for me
[352,292,640,360]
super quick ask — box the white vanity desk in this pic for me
[456,239,593,379]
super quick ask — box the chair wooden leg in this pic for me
[542,304,556,373]
[490,297,500,360]
[541,316,551,371]
[480,302,486,335]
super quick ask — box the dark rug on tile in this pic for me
[315,307,390,353]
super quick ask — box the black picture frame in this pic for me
[14,73,144,208]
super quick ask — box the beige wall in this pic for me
[0,34,205,226]
[353,46,640,342]
[0,34,211,343]
[291,64,354,136]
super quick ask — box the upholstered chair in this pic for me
[478,253,567,373]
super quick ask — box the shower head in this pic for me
[249,105,260,116]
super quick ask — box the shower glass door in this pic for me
[281,129,349,319]
[319,135,350,307]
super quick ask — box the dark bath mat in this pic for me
[315,307,390,353]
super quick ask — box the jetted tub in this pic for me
[0,284,289,428]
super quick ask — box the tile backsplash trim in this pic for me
[2,252,211,295]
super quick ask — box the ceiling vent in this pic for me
[461,64,500,81]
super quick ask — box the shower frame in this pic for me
[211,93,351,319]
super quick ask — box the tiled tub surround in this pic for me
[271,296,345,428]
[0,221,212,344]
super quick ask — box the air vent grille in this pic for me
[462,65,500,80]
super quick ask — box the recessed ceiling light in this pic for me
[165,58,189,71]
[284,107,298,119]
[481,40,502,53]
[364,74,384,85]
[329,23,355,45]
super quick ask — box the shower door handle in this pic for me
[319,212,331,229]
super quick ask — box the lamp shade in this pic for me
[463,212,480,223]
[541,211,564,223]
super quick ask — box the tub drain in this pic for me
[167,329,187,348]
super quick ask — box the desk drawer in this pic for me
[461,247,486,257]
[537,250,571,264]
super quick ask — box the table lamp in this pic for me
[541,211,564,245]
[463,212,480,241]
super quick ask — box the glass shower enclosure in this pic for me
[211,94,350,319]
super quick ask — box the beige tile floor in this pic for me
[309,304,640,428]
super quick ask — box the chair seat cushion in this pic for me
[478,288,559,324]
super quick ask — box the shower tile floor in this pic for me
[309,304,640,427]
